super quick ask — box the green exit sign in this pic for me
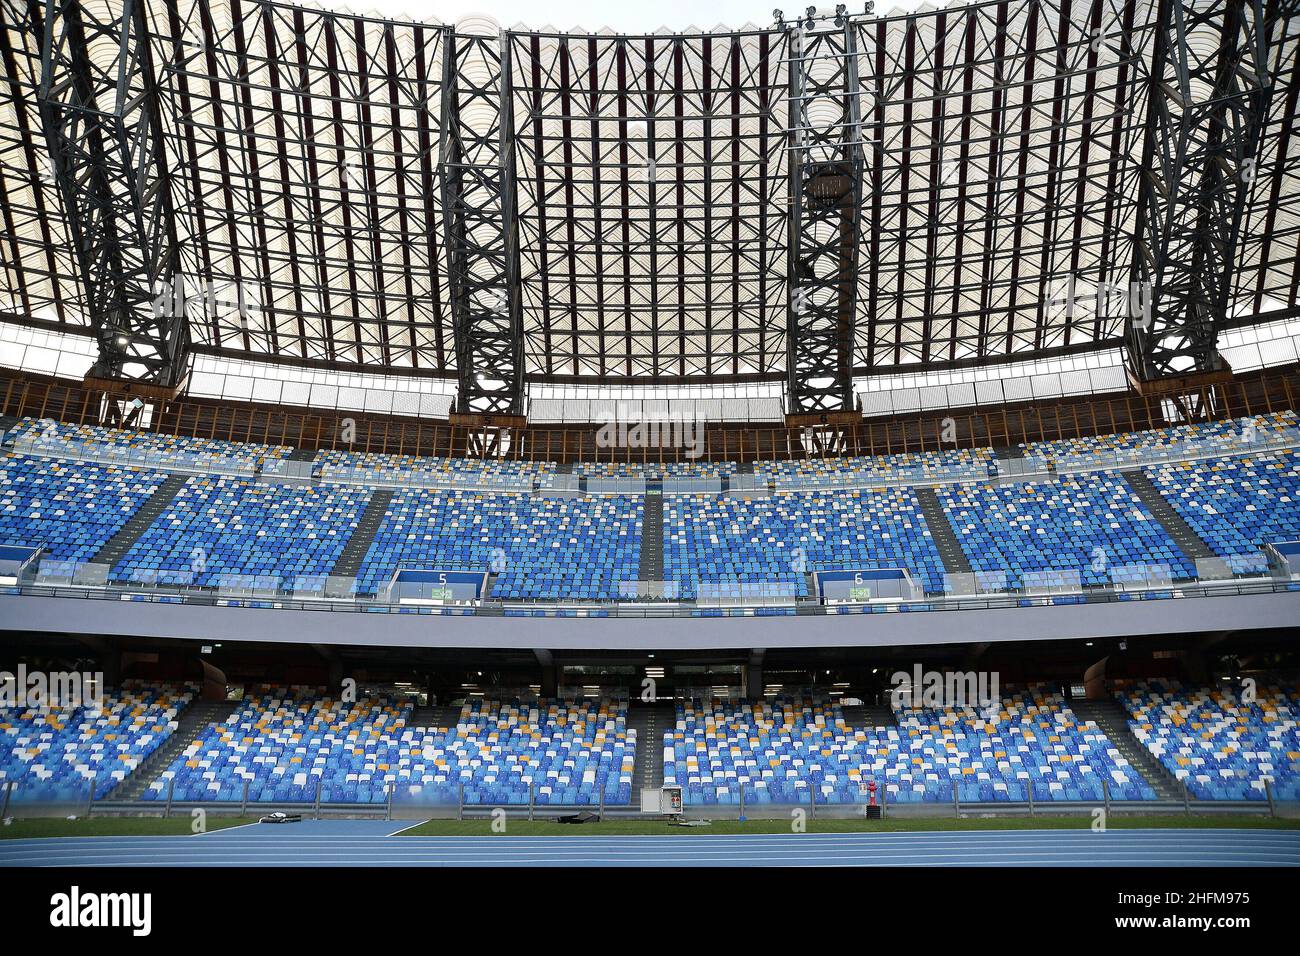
[849,586,873,602]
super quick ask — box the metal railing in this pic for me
[3,777,1285,822]
[9,418,1297,498]
[5,557,1297,620]
[13,434,259,478]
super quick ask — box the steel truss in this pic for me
[785,15,864,415]
[28,0,187,386]
[507,30,789,381]
[1127,0,1276,383]
[0,1,1295,390]
[440,28,524,416]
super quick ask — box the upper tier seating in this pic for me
[0,455,166,564]
[353,490,642,600]
[109,477,370,589]
[1115,679,1300,801]
[755,447,994,484]
[937,472,1196,588]
[662,689,1155,805]
[16,419,288,469]
[664,488,947,598]
[0,681,195,800]
[145,691,633,806]
[4,412,1297,604]
[317,449,557,487]
[1143,451,1300,574]
[1022,411,1299,466]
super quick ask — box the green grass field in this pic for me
[0,816,259,840]
[394,814,1300,837]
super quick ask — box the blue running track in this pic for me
[1,824,1298,866]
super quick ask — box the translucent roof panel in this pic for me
[0,0,1295,384]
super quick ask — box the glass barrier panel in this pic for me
[1020,569,1083,595]
[1195,556,1239,581]
[71,562,111,587]
[34,558,77,584]
[324,575,360,600]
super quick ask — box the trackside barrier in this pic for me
[665,798,1286,821]
[27,792,1294,823]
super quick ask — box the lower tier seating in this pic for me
[1115,679,1299,801]
[663,689,1155,804]
[144,691,634,806]
[0,681,195,800]
[395,697,634,807]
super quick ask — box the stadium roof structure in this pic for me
[0,0,1296,411]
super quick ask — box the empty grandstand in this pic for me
[0,0,1297,889]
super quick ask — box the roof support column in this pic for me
[440,25,526,421]
[1125,0,1278,404]
[784,9,866,423]
[28,0,188,392]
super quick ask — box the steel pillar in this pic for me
[30,0,188,387]
[1127,0,1274,385]
[784,10,865,417]
[440,26,526,417]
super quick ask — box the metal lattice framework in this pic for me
[786,15,864,415]
[0,0,1296,394]
[508,29,788,381]
[26,0,187,385]
[1127,0,1280,382]
[441,26,524,415]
